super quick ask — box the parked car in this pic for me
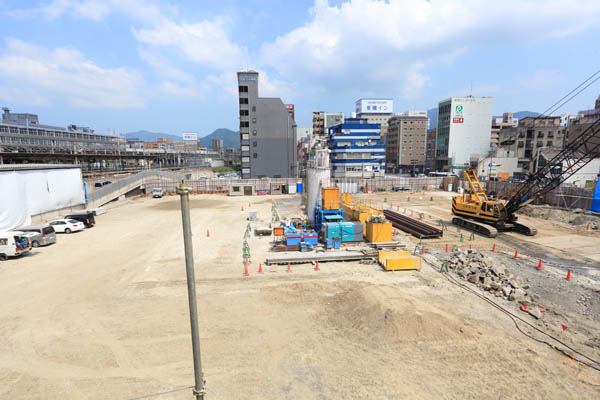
[18,225,57,247]
[49,219,85,233]
[65,212,96,228]
[152,188,164,198]
[0,231,31,260]
[94,180,112,187]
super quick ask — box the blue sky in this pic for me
[0,0,599,137]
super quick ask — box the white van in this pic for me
[0,231,32,260]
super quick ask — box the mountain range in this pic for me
[125,128,239,148]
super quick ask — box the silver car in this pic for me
[18,225,57,247]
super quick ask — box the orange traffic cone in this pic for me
[445,244,449,253]
[258,263,263,274]
[315,261,320,271]
[469,244,472,250]
[287,262,291,272]
[206,229,210,237]
[587,223,591,231]
[492,244,496,252]
[514,250,519,259]
[566,269,572,281]
[537,259,543,270]
[421,245,425,255]
[244,259,249,276]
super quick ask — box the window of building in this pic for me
[240,121,249,128]
[240,110,249,116]
[239,85,248,93]
[239,98,248,104]
[547,141,553,147]
[252,141,257,147]
[252,106,256,112]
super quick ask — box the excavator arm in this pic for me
[503,117,600,218]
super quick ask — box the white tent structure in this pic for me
[0,165,85,230]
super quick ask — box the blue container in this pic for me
[302,230,318,245]
[326,239,333,249]
[333,239,341,249]
[285,233,301,246]
[340,222,354,242]
[297,182,303,193]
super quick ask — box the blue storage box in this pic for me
[302,230,318,245]
[285,233,301,246]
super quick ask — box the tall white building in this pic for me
[435,96,494,170]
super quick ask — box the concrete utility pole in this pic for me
[177,182,205,400]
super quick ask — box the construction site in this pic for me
[0,148,599,400]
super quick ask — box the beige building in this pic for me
[312,111,325,138]
[386,115,428,174]
[499,116,565,172]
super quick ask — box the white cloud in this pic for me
[9,0,172,23]
[133,18,247,70]
[0,38,145,109]
[259,0,600,98]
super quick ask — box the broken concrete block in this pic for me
[528,308,543,320]
[468,274,479,284]
[502,286,512,297]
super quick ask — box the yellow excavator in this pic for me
[451,168,536,238]
[452,107,599,237]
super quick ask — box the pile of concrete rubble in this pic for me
[444,249,544,319]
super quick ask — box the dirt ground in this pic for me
[0,192,599,399]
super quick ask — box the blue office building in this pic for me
[327,118,385,178]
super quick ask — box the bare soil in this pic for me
[0,193,598,399]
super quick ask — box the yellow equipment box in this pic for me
[322,186,340,210]
[378,250,421,271]
[366,221,392,243]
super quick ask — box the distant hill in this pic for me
[427,108,438,129]
[199,128,239,148]
[125,130,181,142]
[513,111,541,120]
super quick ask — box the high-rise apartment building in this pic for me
[212,138,224,153]
[566,94,600,156]
[385,114,428,174]
[436,96,494,170]
[237,71,297,178]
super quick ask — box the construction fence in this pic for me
[486,181,596,210]
[145,175,448,195]
[332,177,447,193]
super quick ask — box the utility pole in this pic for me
[177,183,205,400]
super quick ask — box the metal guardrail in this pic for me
[87,169,185,204]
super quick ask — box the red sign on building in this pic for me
[285,104,295,120]
[452,117,464,123]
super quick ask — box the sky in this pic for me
[0,0,599,137]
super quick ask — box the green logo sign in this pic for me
[455,105,463,114]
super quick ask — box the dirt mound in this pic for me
[326,283,474,347]
[519,205,600,229]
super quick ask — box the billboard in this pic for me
[355,98,393,114]
[182,132,198,141]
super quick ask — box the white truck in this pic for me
[0,231,32,260]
